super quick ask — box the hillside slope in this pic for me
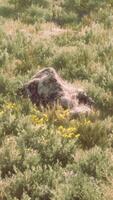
[0,0,113,199]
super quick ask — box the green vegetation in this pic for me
[0,0,113,199]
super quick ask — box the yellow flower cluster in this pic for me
[32,106,40,114]
[83,119,92,126]
[55,108,70,121]
[4,102,18,111]
[31,113,48,126]
[58,126,80,139]
[75,118,92,128]
[0,102,19,117]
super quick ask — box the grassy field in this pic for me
[1,0,113,199]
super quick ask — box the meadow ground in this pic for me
[1,0,113,199]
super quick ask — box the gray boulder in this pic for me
[18,68,94,116]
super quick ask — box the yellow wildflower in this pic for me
[55,108,70,121]
[83,119,92,126]
[42,114,48,122]
[0,111,4,116]
[75,134,80,138]
[31,113,48,126]
[67,127,77,132]
[37,118,44,125]
[62,133,75,138]
[4,102,18,111]
[58,126,64,131]
[58,126,80,139]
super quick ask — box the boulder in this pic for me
[18,68,94,117]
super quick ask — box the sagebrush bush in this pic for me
[51,46,91,80]
[9,0,52,8]
[64,0,106,16]
[78,147,113,181]
[9,0,32,8]
[0,75,8,95]
[21,6,52,24]
[78,119,109,149]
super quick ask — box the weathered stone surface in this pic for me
[19,68,94,116]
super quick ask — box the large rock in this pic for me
[18,68,94,117]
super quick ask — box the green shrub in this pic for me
[53,171,104,200]
[9,0,52,8]
[78,118,109,149]
[21,6,52,24]
[9,31,31,60]
[0,48,9,67]
[0,137,22,178]
[64,0,106,17]
[0,75,8,95]
[86,83,113,114]
[17,123,77,167]
[9,0,32,8]
[12,33,55,74]
[78,147,113,181]
[52,46,91,80]
[32,0,52,8]
[54,32,78,46]
[69,174,104,200]
[32,40,55,66]
[0,29,10,67]
[52,6,78,25]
